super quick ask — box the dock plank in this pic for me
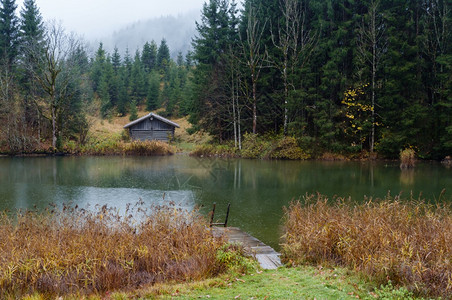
[212,227,282,270]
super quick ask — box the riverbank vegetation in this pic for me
[400,148,417,169]
[66,138,175,156]
[1,0,451,160]
[1,197,446,298]
[190,133,310,160]
[0,204,234,298]
[282,194,452,298]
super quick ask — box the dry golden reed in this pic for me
[76,139,175,156]
[400,148,416,168]
[0,203,224,297]
[282,193,452,298]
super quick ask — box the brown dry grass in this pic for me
[86,109,211,153]
[87,110,148,140]
[67,139,176,156]
[400,148,416,168]
[0,203,225,297]
[282,194,452,298]
[320,152,348,161]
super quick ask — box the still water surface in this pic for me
[1,155,451,248]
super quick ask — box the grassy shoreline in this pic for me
[0,204,228,298]
[2,195,450,299]
[0,140,176,157]
[282,194,452,298]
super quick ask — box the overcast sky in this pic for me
[16,0,206,39]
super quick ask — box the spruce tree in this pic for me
[142,41,157,73]
[147,70,160,111]
[0,0,20,67]
[129,99,138,121]
[111,46,121,73]
[191,0,239,140]
[157,39,170,75]
[99,75,111,117]
[18,0,44,130]
[19,0,43,46]
[130,49,147,103]
[91,43,106,92]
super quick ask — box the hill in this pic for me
[94,11,200,58]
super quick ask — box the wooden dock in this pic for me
[212,227,282,270]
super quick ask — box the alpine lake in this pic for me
[1,155,451,249]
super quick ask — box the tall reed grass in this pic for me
[282,194,452,298]
[65,139,175,156]
[0,203,225,297]
[400,148,416,168]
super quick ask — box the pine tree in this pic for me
[116,82,129,116]
[19,0,43,46]
[111,46,121,73]
[142,41,157,73]
[129,99,138,121]
[99,75,111,117]
[377,0,427,156]
[165,62,181,116]
[90,43,106,92]
[122,47,132,88]
[157,39,170,75]
[0,0,20,67]
[130,50,147,103]
[18,0,44,132]
[176,51,184,67]
[191,0,240,141]
[147,70,160,111]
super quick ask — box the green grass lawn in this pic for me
[21,265,418,299]
[135,266,384,300]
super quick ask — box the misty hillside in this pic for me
[97,11,200,58]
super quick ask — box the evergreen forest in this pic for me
[0,0,451,159]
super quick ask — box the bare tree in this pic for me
[241,3,267,134]
[357,0,386,153]
[0,60,18,150]
[30,21,81,150]
[272,0,317,135]
[229,49,242,149]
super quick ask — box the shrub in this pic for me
[123,140,174,156]
[189,144,238,158]
[0,204,225,297]
[282,194,452,298]
[400,148,416,168]
[319,152,347,161]
[215,243,257,275]
[241,133,272,159]
[265,136,310,160]
[241,133,309,160]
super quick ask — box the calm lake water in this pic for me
[1,155,451,249]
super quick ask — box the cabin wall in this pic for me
[128,118,175,142]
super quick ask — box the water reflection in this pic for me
[1,156,450,248]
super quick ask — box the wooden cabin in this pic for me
[124,113,180,142]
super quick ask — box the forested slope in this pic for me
[0,0,450,159]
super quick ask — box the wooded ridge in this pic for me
[0,0,450,159]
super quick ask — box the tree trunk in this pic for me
[283,57,288,135]
[252,76,257,134]
[51,104,57,150]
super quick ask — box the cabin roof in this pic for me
[124,113,180,129]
